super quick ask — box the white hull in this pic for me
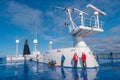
[6,47,98,68]
[6,52,43,62]
[6,55,24,61]
[43,47,98,68]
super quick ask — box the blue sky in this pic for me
[0,0,120,56]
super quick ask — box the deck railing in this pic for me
[83,17,103,29]
[97,53,120,59]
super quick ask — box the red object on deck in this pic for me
[82,53,86,61]
[73,53,78,62]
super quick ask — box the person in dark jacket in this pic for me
[61,54,65,66]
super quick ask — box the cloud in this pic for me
[6,1,42,33]
[5,1,70,44]
[2,0,120,53]
[45,10,54,18]
[85,25,120,52]
[109,25,120,33]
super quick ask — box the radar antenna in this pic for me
[73,8,88,26]
[87,4,106,28]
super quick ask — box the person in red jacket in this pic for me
[73,53,78,68]
[81,52,87,68]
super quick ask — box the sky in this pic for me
[0,0,120,56]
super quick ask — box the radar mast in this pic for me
[56,4,106,47]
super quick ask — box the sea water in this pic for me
[0,58,120,80]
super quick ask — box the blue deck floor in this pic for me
[0,58,120,80]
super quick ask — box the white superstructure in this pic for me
[43,4,106,68]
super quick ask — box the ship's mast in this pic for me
[33,22,38,52]
[16,39,19,57]
[56,4,106,47]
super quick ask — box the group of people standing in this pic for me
[61,52,87,68]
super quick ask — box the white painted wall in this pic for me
[43,47,98,68]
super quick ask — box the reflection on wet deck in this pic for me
[0,58,120,80]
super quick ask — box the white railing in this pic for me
[83,17,103,29]
[72,16,104,29]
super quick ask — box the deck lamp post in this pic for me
[49,41,53,50]
[16,39,19,57]
[33,39,38,52]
